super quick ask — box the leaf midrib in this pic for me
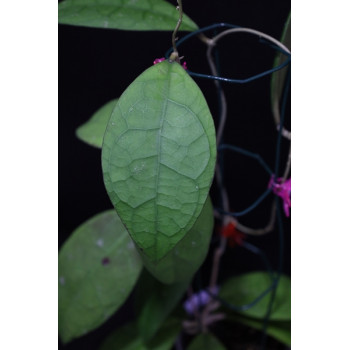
[153,68,171,261]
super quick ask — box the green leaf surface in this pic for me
[271,12,291,125]
[102,60,217,262]
[219,272,291,321]
[58,210,143,343]
[99,318,181,350]
[187,333,227,350]
[228,314,291,347]
[135,270,189,342]
[76,99,118,148]
[140,196,213,284]
[58,0,198,31]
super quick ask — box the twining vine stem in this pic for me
[282,145,291,181]
[210,27,291,54]
[205,40,230,291]
[180,22,291,340]
[205,26,291,119]
[170,0,183,62]
[205,26,291,235]
[204,25,291,312]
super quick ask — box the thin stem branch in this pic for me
[201,27,231,292]
[203,25,289,296]
[214,163,230,216]
[206,42,227,146]
[209,235,227,288]
[235,201,276,235]
[282,144,291,181]
[210,27,291,55]
[170,0,183,62]
[204,36,230,290]
[277,124,291,140]
[197,33,213,45]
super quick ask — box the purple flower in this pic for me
[153,57,188,70]
[153,57,166,65]
[183,286,219,315]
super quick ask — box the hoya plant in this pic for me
[59,1,291,349]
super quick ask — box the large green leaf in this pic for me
[58,0,198,31]
[219,272,291,321]
[99,317,181,350]
[76,99,118,148]
[102,60,217,262]
[135,270,189,342]
[187,333,227,350]
[140,196,214,284]
[271,12,291,125]
[58,210,143,343]
[228,314,291,347]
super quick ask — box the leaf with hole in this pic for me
[58,210,143,343]
[76,99,118,148]
[187,333,227,350]
[99,317,181,350]
[271,12,291,125]
[135,270,189,342]
[140,196,214,284]
[102,60,217,262]
[219,271,291,321]
[58,0,198,31]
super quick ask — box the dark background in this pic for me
[59,0,291,348]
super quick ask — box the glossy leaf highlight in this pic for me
[140,196,214,284]
[220,271,291,321]
[58,0,198,31]
[102,60,217,262]
[58,210,143,343]
[76,99,118,148]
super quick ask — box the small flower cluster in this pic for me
[183,286,219,316]
[268,176,291,217]
[153,57,188,70]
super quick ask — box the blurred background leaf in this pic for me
[135,270,189,342]
[58,210,143,343]
[220,271,291,321]
[76,98,118,148]
[58,0,198,31]
[187,333,227,350]
[99,317,181,350]
[227,314,291,346]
